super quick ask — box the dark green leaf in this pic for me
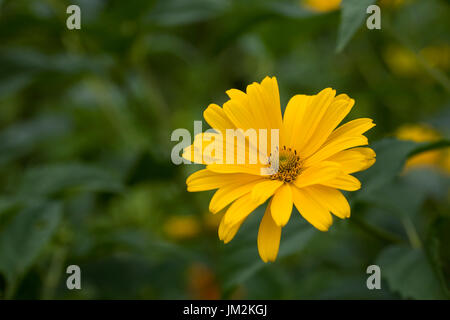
[376,245,448,299]
[219,210,315,291]
[336,0,376,52]
[17,163,123,197]
[262,1,315,19]
[146,0,228,26]
[357,138,450,197]
[0,115,72,166]
[0,201,62,294]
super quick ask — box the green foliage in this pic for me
[0,202,62,297]
[377,245,448,299]
[0,0,449,299]
[0,114,72,166]
[337,0,376,52]
[147,0,229,26]
[16,163,123,197]
[219,213,315,292]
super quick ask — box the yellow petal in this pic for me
[218,216,244,243]
[186,169,253,192]
[320,174,361,191]
[223,222,242,243]
[291,88,336,156]
[257,202,282,263]
[209,178,263,213]
[326,147,376,174]
[207,163,264,176]
[182,132,224,164]
[261,76,281,124]
[270,184,293,227]
[304,185,350,218]
[303,135,368,167]
[226,88,249,108]
[186,127,266,167]
[203,103,235,133]
[294,161,341,188]
[292,186,333,231]
[251,179,283,204]
[222,192,261,226]
[327,118,375,143]
[300,95,355,158]
[223,99,255,131]
[223,77,282,132]
[281,94,312,147]
[247,76,283,131]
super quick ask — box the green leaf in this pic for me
[146,0,228,26]
[212,0,315,53]
[376,245,448,299]
[0,198,21,225]
[0,198,20,215]
[17,163,124,197]
[219,210,315,292]
[356,138,416,195]
[262,1,315,19]
[356,138,450,197]
[336,0,376,52]
[0,114,72,166]
[362,178,426,221]
[408,139,450,158]
[0,201,62,296]
[0,48,112,74]
[0,73,33,99]
[360,167,449,221]
[429,218,450,294]
[354,139,450,245]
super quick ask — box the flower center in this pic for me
[268,146,303,183]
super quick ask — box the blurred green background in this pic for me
[0,0,449,299]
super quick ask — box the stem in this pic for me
[402,217,422,249]
[41,246,67,299]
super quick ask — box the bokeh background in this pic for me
[0,0,449,299]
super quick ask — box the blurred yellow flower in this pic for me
[384,44,450,76]
[304,0,408,13]
[184,76,376,262]
[396,124,450,173]
[164,215,200,240]
[384,45,418,76]
[303,0,341,12]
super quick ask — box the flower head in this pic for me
[183,76,375,262]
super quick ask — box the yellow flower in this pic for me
[164,215,200,240]
[384,44,450,76]
[303,0,341,12]
[396,124,450,173]
[183,76,375,262]
[384,45,418,76]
